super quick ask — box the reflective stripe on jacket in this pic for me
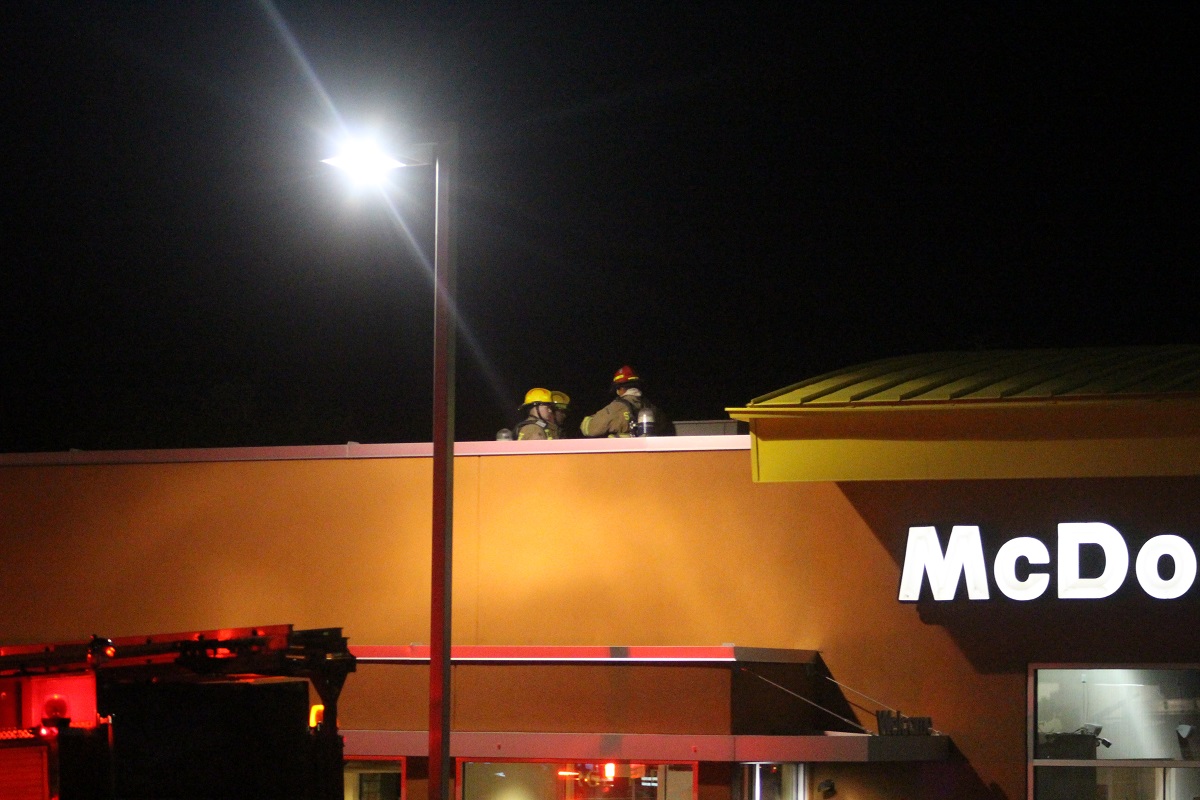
[580,396,640,438]
[515,418,558,440]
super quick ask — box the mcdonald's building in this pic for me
[4,345,1200,800]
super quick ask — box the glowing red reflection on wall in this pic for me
[23,673,97,728]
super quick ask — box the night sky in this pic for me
[3,2,1198,451]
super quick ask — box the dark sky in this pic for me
[3,2,1198,451]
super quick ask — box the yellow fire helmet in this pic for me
[520,387,553,410]
[550,390,570,409]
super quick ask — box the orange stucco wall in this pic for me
[1,449,913,651]
[12,446,1191,799]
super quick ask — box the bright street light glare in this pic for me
[322,137,406,185]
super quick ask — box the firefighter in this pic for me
[550,390,571,436]
[580,366,669,437]
[513,388,560,440]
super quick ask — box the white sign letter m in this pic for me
[898,526,991,601]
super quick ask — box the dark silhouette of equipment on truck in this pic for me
[0,624,355,800]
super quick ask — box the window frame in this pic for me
[344,754,407,800]
[1029,662,1200,800]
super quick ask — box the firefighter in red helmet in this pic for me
[580,366,669,437]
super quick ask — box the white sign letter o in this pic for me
[1135,534,1197,600]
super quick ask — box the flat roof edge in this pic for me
[0,435,750,467]
[350,645,816,664]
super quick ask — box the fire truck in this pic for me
[0,624,355,800]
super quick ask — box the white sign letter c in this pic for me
[994,537,1050,600]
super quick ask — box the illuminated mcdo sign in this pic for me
[898,522,1198,602]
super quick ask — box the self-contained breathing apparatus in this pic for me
[634,406,656,437]
[610,366,660,437]
[615,396,657,437]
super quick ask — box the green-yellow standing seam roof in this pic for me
[726,345,1200,481]
[740,345,1200,410]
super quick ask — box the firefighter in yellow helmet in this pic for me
[514,388,561,440]
[580,366,669,437]
[550,390,571,435]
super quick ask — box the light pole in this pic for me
[323,126,457,800]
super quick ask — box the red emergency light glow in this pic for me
[42,694,69,720]
[24,674,97,729]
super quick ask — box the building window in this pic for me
[460,761,696,800]
[738,763,806,800]
[1032,666,1200,800]
[346,757,405,800]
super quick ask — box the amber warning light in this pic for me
[87,636,116,664]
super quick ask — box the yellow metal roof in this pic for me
[744,345,1200,409]
[727,346,1200,482]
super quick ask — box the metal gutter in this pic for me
[349,644,816,664]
